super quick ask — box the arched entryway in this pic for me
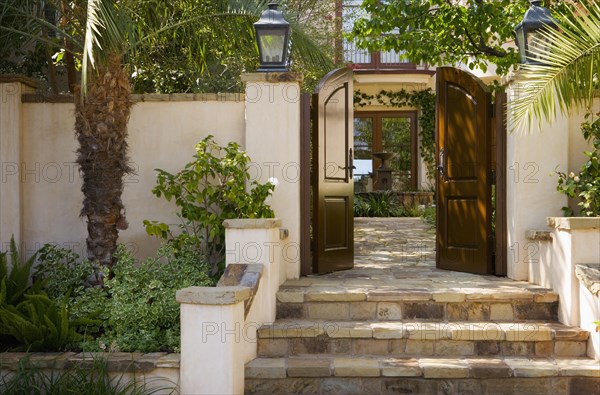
[301,67,506,277]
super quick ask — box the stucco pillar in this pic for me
[505,83,569,280]
[177,286,251,395]
[242,72,302,282]
[224,218,282,323]
[0,76,37,250]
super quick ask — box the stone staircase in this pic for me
[245,287,600,395]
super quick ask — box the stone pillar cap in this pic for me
[241,72,303,83]
[176,286,251,305]
[223,218,282,229]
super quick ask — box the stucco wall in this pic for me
[505,91,598,281]
[19,97,245,259]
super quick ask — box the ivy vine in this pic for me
[354,89,436,178]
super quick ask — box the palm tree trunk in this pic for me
[75,53,132,280]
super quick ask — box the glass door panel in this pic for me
[353,117,373,192]
[382,117,413,190]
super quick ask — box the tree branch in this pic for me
[463,26,507,58]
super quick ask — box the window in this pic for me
[340,0,413,68]
[354,111,418,192]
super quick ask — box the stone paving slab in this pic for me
[0,352,180,372]
[245,356,600,379]
[258,320,588,342]
[283,218,558,299]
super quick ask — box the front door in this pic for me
[436,67,493,274]
[312,68,354,273]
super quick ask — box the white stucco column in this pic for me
[242,72,302,282]
[177,286,251,395]
[505,84,569,280]
[0,76,37,250]
[224,218,282,322]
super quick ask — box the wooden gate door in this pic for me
[436,67,493,274]
[312,68,354,273]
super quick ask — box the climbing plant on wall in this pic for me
[354,89,436,178]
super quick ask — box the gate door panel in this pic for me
[312,68,354,273]
[436,67,493,274]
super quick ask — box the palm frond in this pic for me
[511,1,600,131]
[81,0,134,96]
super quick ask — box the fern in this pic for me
[0,236,42,306]
[0,238,101,351]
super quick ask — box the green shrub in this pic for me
[421,205,436,228]
[96,241,215,353]
[354,192,425,217]
[33,244,95,300]
[0,239,98,352]
[145,135,275,274]
[0,294,98,351]
[0,236,42,306]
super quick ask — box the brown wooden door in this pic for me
[312,68,354,273]
[436,67,493,274]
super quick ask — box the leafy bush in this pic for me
[145,135,275,274]
[354,192,426,217]
[0,239,97,351]
[421,205,437,228]
[0,294,98,351]
[555,114,600,217]
[95,241,215,353]
[33,244,95,300]
[0,237,42,306]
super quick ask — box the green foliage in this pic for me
[0,356,175,395]
[33,244,107,330]
[511,1,600,129]
[33,244,95,300]
[0,239,98,352]
[145,135,275,272]
[95,242,215,353]
[0,236,41,306]
[421,205,437,228]
[355,89,436,178]
[0,294,98,352]
[354,192,426,218]
[348,0,578,76]
[555,114,600,217]
[1,0,333,94]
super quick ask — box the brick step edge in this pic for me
[258,320,589,342]
[276,289,559,304]
[245,357,600,380]
[276,299,558,322]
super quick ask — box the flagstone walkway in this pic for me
[283,217,553,297]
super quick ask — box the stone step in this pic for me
[245,356,600,395]
[257,320,589,358]
[276,288,559,322]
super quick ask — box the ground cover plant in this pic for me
[27,242,214,354]
[0,238,98,352]
[354,191,429,218]
[0,356,175,395]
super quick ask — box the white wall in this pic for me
[504,89,600,280]
[18,96,245,260]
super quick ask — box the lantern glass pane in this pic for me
[516,28,526,63]
[527,30,550,62]
[258,28,286,63]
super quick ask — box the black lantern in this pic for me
[254,2,291,72]
[514,0,558,65]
